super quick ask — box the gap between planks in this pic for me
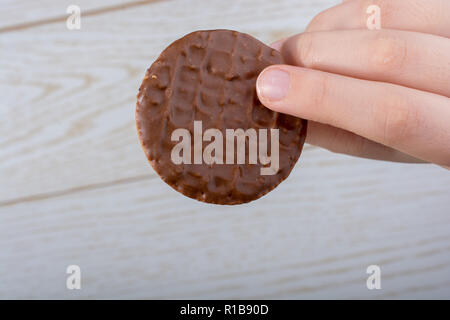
[0,0,318,207]
[0,0,168,34]
[0,174,156,208]
[0,144,318,207]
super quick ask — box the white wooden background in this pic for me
[0,0,449,299]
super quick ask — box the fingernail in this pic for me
[257,68,290,102]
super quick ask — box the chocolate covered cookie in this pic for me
[136,30,307,205]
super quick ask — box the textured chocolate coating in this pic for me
[136,30,307,205]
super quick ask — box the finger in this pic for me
[306,0,450,38]
[306,120,425,163]
[279,29,450,97]
[268,45,427,163]
[256,65,450,166]
[270,39,286,51]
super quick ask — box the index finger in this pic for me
[256,65,450,166]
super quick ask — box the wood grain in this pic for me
[1,0,449,299]
[1,148,450,299]
[0,0,162,32]
[0,0,330,202]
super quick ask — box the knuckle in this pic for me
[369,31,407,72]
[429,1,447,26]
[365,0,394,21]
[374,0,392,12]
[311,72,329,113]
[415,1,447,31]
[375,93,416,146]
[363,0,443,30]
[297,70,330,120]
[296,32,316,68]
[306,11,329,32]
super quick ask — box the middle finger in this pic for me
[279,29,450,97]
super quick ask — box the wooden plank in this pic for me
[1,148,450,299]
[0,0,335,201]
[2,0,450,300]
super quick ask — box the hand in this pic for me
[256,0,450,168]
